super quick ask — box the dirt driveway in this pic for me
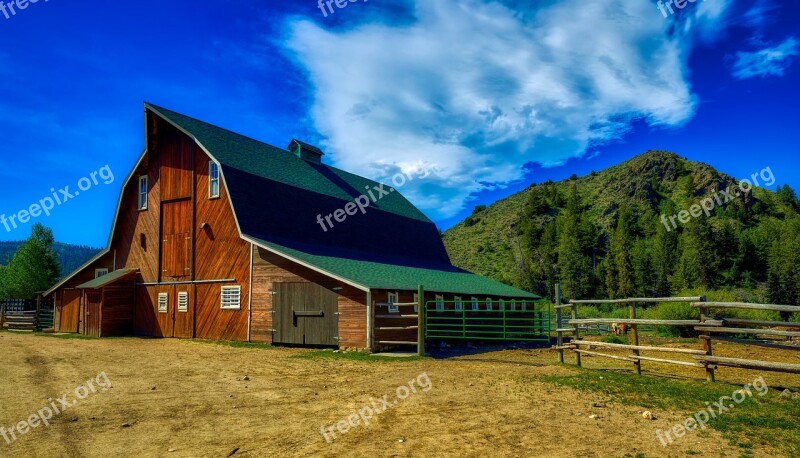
[0,332,782,457]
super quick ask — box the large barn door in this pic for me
[273,283,338,346]
[160,200,192,282]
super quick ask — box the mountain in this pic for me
[443,150,800,303]
[0,241,102,278]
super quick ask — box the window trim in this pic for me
[94,268,109,279]
[486,297,493,311]
[499,299,506,311]
[471,297,479,311]
[209,162,221,199]
[158,292,168,313]
[435,294,444,311]
[220,285,241,310]
[177,292,189,313]
[454,296,463,311]
[138,175,148,210]
[388,292,399,313]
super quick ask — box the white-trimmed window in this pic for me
[510,300,517,311]
[158,292,168,313]
[522,300,528,311]
[413,293,419,313]
[178,292,189,312]
[221,285,241,310]
[95,268,109,279]
[499,299,506,311]
[209,162,220,198]
[454,296,463,311]
[388,292,399,313]
[486,297,493,311]
[138,175,148,210]
[471,297,479,311]
[435,294,444,311]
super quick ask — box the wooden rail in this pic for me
[555,297,800,381]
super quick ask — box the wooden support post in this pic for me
[629,302,641,375]
[0,301,5,330]
[555,284,564,363]
[698,296,715,382]
[571,296,581,367]
[35,295,41,331]
[417,285,425,357]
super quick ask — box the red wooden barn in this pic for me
[45,104,538,349]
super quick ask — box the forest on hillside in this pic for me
[444,151,800,306]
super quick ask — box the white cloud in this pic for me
[286,0,726,219]
[732,36,798,80]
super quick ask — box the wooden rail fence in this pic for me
[554,295,800,380]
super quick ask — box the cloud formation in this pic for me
[286,0,727,219]
[732,36,798,80]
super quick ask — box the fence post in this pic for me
[0,301,4,330]
[35,295,42,332]
[571,297,581,367]
[698,296,715,382]
[555,284,564,363]
[417,285,425,357]
[629,301,642,375]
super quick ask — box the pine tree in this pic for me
[558,184,591,299]
[652,216,677,296]
[3,224,61,299]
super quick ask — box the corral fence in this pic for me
[372,286,551,355]
[553,294,800,380]
[0,296,55,332]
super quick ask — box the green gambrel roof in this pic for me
[76,269,136,289]
[249,237,539,298]
[145,103,431,223]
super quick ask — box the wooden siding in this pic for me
[159,127,193,201]
[251,246,368,348]
[193,150,250,341]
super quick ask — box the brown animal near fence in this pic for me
[611,322,628,336]
[554,296,800,381]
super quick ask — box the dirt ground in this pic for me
[0,332,795,458]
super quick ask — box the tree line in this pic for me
[517,180,800,305]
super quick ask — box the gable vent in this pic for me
[288,139,324,165]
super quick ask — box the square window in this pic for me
[221,286,241,310]
[158,293,168,313]
[388,292,399,313]
[178,292,189,312]
[95,268,109,279]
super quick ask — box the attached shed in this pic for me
[75,269,137,337]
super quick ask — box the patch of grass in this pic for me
[533,368,800,457]
[292,349,427,362]
[31,332,100,340]
[192,339,276,350]
[601,335,626,344]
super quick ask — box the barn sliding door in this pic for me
[273,283,338,346]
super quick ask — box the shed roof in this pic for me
[248,236,539,298]
[76,269,137,289]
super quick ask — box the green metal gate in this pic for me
[424,299,550,342]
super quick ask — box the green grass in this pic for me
[533,368,800,457]
[292,349,427,362]
[192,339,276,350]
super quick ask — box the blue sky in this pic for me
[0,0,797,247]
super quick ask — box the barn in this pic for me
[45,103,539,349]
